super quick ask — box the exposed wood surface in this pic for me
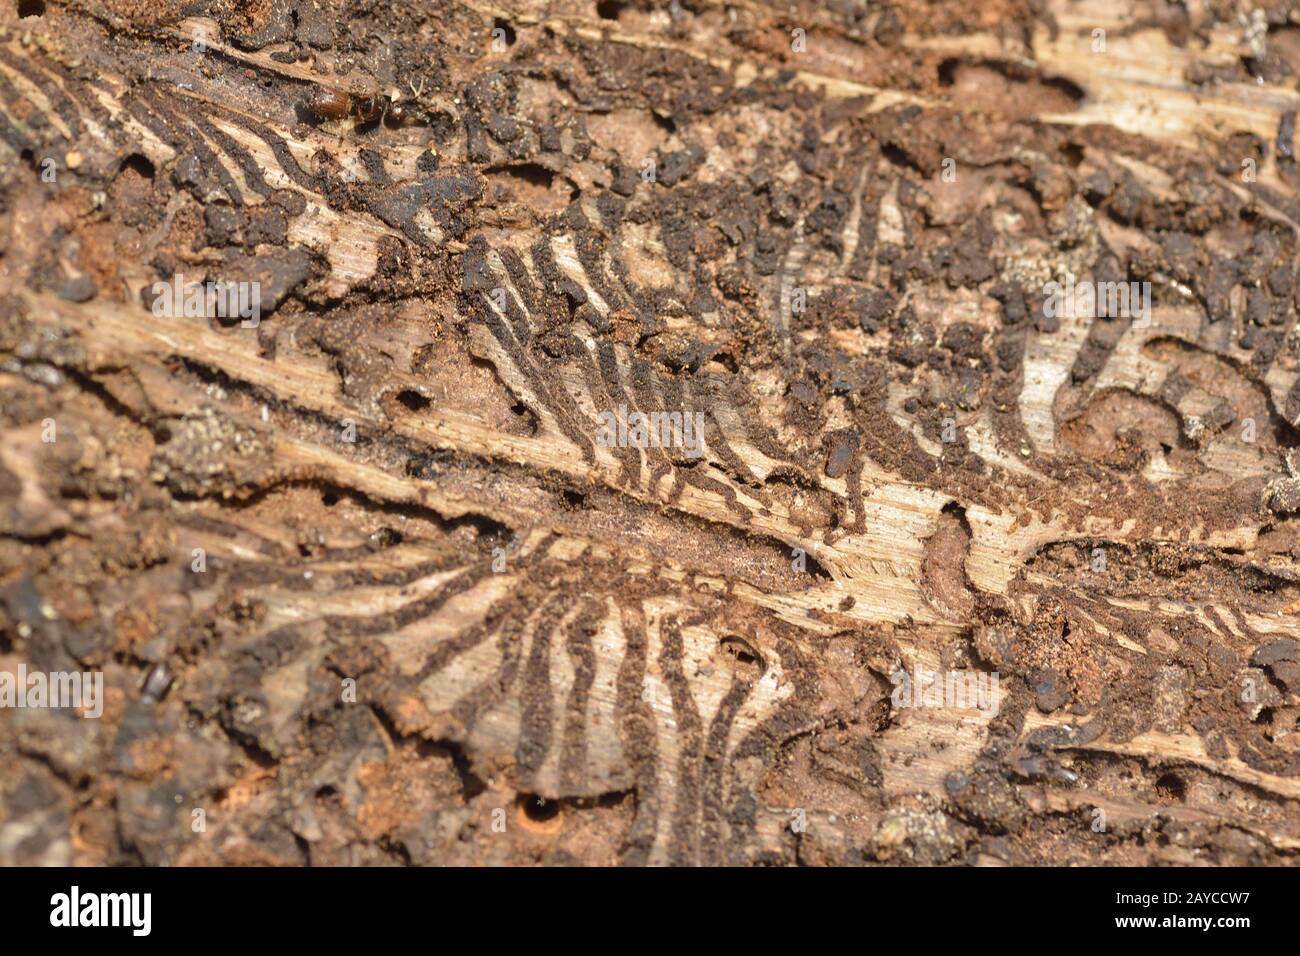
[2,0,1300,865]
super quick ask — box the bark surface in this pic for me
[3,0,1300,865]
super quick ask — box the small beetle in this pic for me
[305,86,353,121]
[303,86,421,128]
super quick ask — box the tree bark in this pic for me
[2,0,1300,865]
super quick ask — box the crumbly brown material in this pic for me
[3,0,1300,866]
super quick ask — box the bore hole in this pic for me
[518,793,559,823]
[880,141,918,173]
[119,153,156,180]
[487,162,554,189]
[395,389,431,412]
[1042,75,1086,104]
[1154,771,1186,803]
[18,0,44,17]
[719,635,765,678]
[509,401,539,436]
[596,0,621,20]
[492,18,516,46]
